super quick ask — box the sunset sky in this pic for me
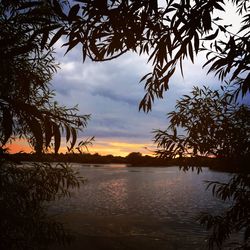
[51,47,209,156]
[8,2,249,156]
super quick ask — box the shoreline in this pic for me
[6,152,250,173]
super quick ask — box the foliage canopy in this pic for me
[154,85,250,159]
[11,0,249,111]
[200,174,250,249]
[0,1,90,153]
[153,85,250,249]
[0,158,84,250]
[0,2,89,249]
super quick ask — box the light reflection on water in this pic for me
[48,165,235,249]
[51,164,230,220]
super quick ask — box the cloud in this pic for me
[50,35,237,155]
[90,87,138,106]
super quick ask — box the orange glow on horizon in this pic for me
[6,139,32,154]
[6,138,154,157]
[87,140,154,157]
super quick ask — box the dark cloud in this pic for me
[90,87,138,106]
[51,39,227,151]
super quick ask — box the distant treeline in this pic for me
[7,152,170,166]
[6,152,250,172]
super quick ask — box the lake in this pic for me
[49,164,234,250]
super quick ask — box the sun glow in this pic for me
[6,139,32,154]
[88,140,153,157]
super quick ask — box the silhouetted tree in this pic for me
[199,174,250,250]
[26,0,249,111]
[154,85,250,249]
[2,1,249,112]
[0,156,84,250]
[0,1,89,153]
[2,0,249,111]
[126,152,144,164]
[0,2,89,249]
[154,85,250,160]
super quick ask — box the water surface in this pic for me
[49,165,233,249]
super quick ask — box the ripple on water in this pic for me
[47,165,235,249]
[49,165,230,218]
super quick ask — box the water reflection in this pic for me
[47,165,234,249]
[50,165,230,220]
[100,178,128,212]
